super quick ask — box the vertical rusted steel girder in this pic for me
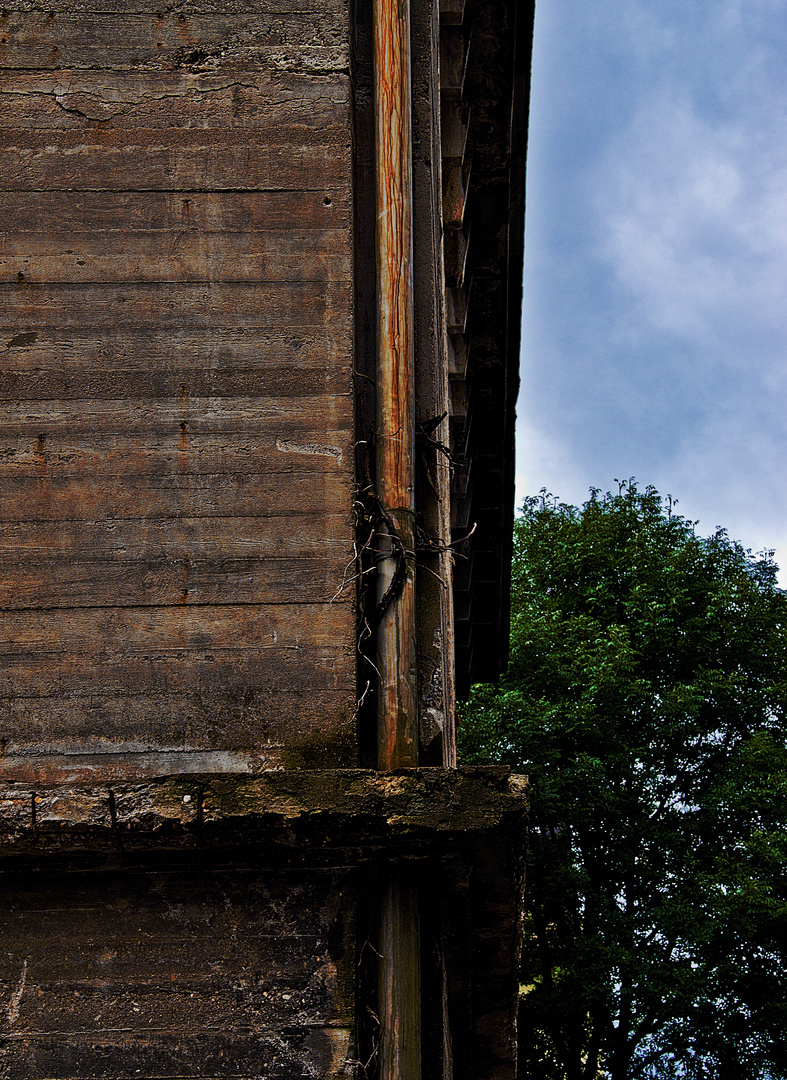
[375,0,418,773]
[378,870,422,1080]
[374,0,422,1077]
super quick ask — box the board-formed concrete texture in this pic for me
[0,866,354,1079]
[0,0,356,781]
[0,0,534,1074]
[0,769,527,1080]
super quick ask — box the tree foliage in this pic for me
[460,482,787,1080]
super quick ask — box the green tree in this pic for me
[460,482,787,1080]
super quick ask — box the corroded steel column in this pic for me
[374,0,418,772]
[374,0,421,1077]
[378,870,421,1080]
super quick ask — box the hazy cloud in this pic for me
[518,0,787,575]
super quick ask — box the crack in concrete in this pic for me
[7,958,28,1027]
[34,77,257,122]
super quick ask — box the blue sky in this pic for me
[517,0,787,573]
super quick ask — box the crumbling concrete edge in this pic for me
[0,766,528,856]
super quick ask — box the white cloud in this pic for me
[665,400,787,573]
[515,416,587,510]
[595,92,787,344]
[519,0,787,579]
[516,410,787,577]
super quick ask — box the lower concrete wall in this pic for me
[0,862,354,1079]
[0,769,527,1080]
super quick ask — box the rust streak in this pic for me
[374,0,417,772]
[373,0,422,1077]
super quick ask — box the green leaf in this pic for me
[460,481,787,1080]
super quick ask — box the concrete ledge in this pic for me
[0,766,528,858]
[0,767,528,1080]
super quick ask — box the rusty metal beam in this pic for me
[374,0,418,773]
[378,871,422,1080]
[373,0,422,1075]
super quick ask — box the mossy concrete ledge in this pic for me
[0,767,528,857]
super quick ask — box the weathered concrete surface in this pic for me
[0,864,355,1079]
[0,0,356,776]
[0,768,527,1080]
[0,767,527,855]
[0,768,528,1080]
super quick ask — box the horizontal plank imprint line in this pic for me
[0,602,352,613]
[0,281,350,330]
[0,192,350,231]
[0,0,348,9]
[0,518,349,527]
[0,277,351,287]
[0,522,351,529]
[0,1026,344,1037]
[0,694,352,704]
[0,186,348,194]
